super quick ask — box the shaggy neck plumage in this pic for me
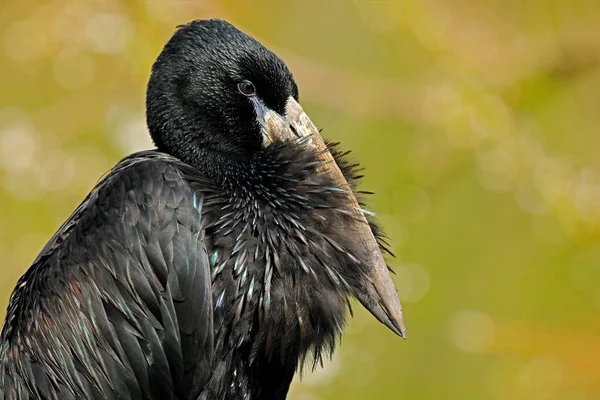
[204,141,354,367]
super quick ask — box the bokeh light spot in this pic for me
[0,123,39,173]
[113,115,154,154]
[517,356,562,398]
[85,13,132,54]
[449,309,495,353]
[515,182,548,215]
[3,172,45,201]
[4,20,49,62]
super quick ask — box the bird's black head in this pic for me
[146,19,299,172]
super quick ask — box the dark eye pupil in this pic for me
[238,80,256,96]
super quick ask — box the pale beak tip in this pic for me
[388,307,407,339]
[398,315,407,340]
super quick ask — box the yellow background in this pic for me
[1,1,600,399]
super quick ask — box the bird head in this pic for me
[147,19,298,163]
[146,19,406,338]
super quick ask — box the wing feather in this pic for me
[0,151,215,400]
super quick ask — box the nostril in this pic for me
[289,123,299,137]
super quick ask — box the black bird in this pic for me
[0,19,406,400]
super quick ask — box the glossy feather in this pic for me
[0,153,214,400]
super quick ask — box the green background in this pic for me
[1,1,600,399]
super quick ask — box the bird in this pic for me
[0,19,406,400]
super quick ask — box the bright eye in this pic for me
[237,80,256,96]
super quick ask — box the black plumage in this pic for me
[0,19,405,400]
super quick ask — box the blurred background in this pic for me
[1,1,600,399]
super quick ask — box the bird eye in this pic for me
[237,80,256,96]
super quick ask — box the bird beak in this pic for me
[255,96,407,339]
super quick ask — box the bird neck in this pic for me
[183,147,254,185]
